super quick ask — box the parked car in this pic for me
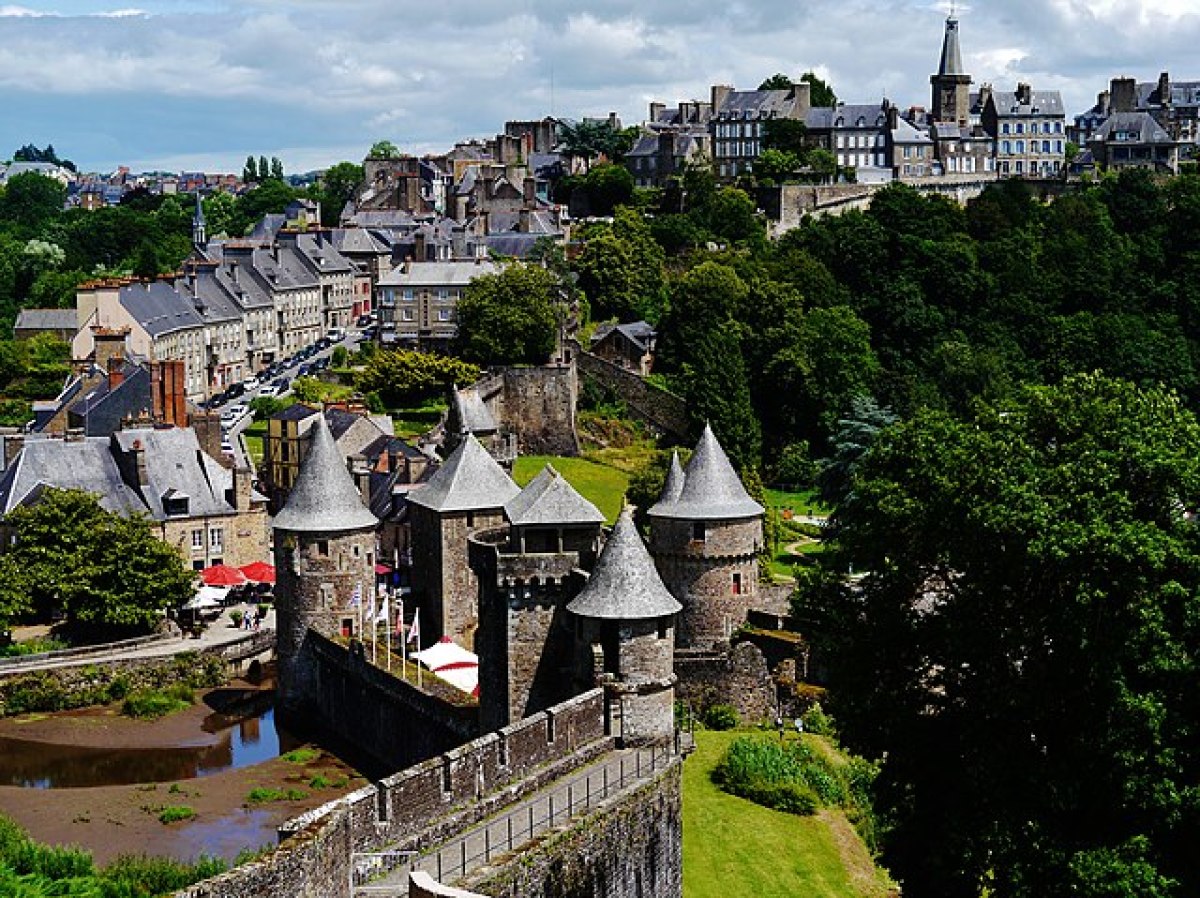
[326,328,346,342]
[297,364,312,376]
[356,314,374,328]
[224,383,246,400]
[258,383,285,398]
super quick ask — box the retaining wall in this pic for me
[574,349,689,442]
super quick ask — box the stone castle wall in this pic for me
[651,517,761,648]
[466,760,683,898]
[304,632,478,772]
[574,348,689,442]
[173,689,611,898]
[674,641,775,724]
[472,364,580,457]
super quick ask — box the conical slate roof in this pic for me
[649,425,763,521]
[407,433,520,512]
[567,509,681,620]
[647,451,685,517]
[273,415,378,533]
[937,14,964,77]
[505,464,605,527]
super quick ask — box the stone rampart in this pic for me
[465,759,683,898]
[173,689,611,898]
[304,632,479,772]
[574,348,689,442]
[674,641,775,724]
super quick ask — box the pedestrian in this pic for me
[794,717,804,739]
[776,715,784,741]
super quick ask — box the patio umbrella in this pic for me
[184,586,229,609]
[201,564,248,587]
[239,561,276,584]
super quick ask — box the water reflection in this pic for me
[0,698,300,789]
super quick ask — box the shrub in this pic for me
[103,853,226,893]
[801,702,836,737]
[157,806,196,825]
[714,736,855,816]
[245,787,307,804]
[229,610,244,629]
[281,748,320,764]
[105,674,132,702]
[702,704,739,731]
[122,686,193,719]
[0,636,68,658]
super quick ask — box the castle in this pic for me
[240,418,768,898]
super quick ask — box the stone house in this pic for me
[589,321,656,376]
[1087,111,1181,173]
[978,82,1067,177]
[375,259,498,348]
[0,426,268,570]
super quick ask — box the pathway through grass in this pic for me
[684,730,891,898]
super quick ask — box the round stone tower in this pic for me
[273,415,378,712]
[648,425,764,649]
[568,508,681,745]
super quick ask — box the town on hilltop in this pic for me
[0,9,1198,898]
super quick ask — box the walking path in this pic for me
[357,741,681,896]
[2,606,275,673]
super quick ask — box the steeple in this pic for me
[191,191,206,249]
[938,13,964,77]
[568,508,680,621]
[930,11,972,124]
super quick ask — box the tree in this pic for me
[753,148,803,183]
[0,172,66,235]
[314,161,364,226]
[354,349,479,408]
[243,155,258,184]
[454,264,559,365]
[758,73,795,91]
[368,140,401,159]
[800,71,837,107]
[0,489,191,638]
[807,374,1200,896]
[270,156,284,180]
[257,155,269,183]
[574,206,667,322]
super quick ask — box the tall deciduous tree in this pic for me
[0,489,192,638]
[454,264,559,366]
[806,373,1200,897]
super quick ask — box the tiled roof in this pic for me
[505,464,604,527]
[407,433,519,513]
[273,415,378,533]
[567,508,680,620]
[1094,111,1175,144]
[14,309,76,332]
[377,260,499,287]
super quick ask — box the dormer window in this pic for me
[692,521,706,543]
[162,490,189,517]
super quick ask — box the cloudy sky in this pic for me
[2,0,1198,174]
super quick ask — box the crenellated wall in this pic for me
[174,690,612,898]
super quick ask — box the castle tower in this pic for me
[471,464,605,732]
[930,12,972,125]
[192,191,207,249]
[568,508,682,745]
[273,416,378,712]
[648,426,764,649]
[407,434,520,648]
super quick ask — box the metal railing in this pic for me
[392,741,678,888]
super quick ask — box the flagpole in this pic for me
[370,583,377,666]
[385,589,392,673]
[399,597,406,680]
[356,581,363,643]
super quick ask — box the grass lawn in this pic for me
[684,730,892,898]
[241,420,267,466]
[765,486,831,518]
[512,455,632,524]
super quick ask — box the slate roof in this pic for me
[591,321,656,353]
[567,508,681,620]
[454,387,498,434]
[649,425,763,521]
[119,281,205,338]
[715,89,798,119]
[14,309,76,333]
[807,104,889,130]
[111,427,236,519]
[1093,111,1176,144]
[504,464,604,527]
[377,260,499,287]
[0,437,144,516]
[989,89,1065,117]
[407,433,519,512]
[273,415,378,533]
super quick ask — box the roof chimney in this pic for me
[107,356,125,390]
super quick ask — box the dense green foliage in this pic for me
[0,489,192,638]
[121,683,195,719]
[804,374,1200,896]
[0,813,226,896]
[354,348,479,408]
[454,263,560,365]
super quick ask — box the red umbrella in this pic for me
[201,564,248,587]
[239,561,276,584]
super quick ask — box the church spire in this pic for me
[937,12,964,77]
[191,190,207,249]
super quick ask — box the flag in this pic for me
[376,595,390,626]
[407,608,421,647]
[348,583,362,609]
[395,599,405,637]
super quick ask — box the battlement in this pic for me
[468,529,587,594]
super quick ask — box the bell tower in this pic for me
[930,12,972,125]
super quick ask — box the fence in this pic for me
[362,741,678,893]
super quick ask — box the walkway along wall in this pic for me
[173,690,613,898]
[573,347,690,443]
[303,632,479,772]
